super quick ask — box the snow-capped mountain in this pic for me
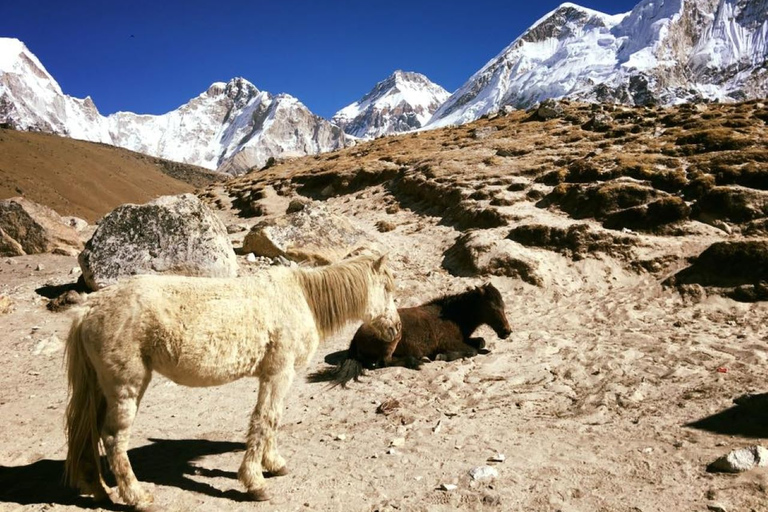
[428,0,768,128]
[0,38,349,174]
[332,71,450,139]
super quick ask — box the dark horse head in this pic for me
[474,282,512,339]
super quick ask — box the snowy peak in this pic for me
[0,42,348,174]
[428,0,768,128]
[332,70,450,139]
[0,37,108,139]
[522,3,617,43]
[0,37,60,93]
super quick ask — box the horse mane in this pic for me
[295,255,391,339]
[425,286,484,315]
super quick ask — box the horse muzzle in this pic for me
[385,320,402,343]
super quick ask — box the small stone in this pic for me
[387,448,398,455]
[707,504,727,512]
[469,465,499,481]
[226,224,247,234]
[440,483,457,491]
[334,434,346,441]
[246,253,257,263]
[376,398,400,415]
[35,263,44,271]
[70,267,81,275]
[432,420,442,434]
[488,453,506,463]
[390,437,405,447]
[0,295,12,314]
[708,445,768,473]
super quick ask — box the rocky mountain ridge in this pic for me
[0,38,349,175]
[332,70,450,139]
[428,0,768,127]
[2,0,767,171]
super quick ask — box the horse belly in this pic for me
[150,332,269,387]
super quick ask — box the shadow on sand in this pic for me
[0,438,253,509]
[685,392,768,439]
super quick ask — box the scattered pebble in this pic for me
[70,267,81,275]
[0,295,12,314]
[246,253,257,263]
[334,434,346,441]
[432,420,442,434]
[390,437,405,448]
[35,264,44,271]
[440,483,457,491]
[488,453,506,463]
[376,398,400,415]
[707,504,727,512]
[387,448,398,455]
[469,465,499,481]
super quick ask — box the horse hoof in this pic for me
[249,488,271,502]
[135,503,161,512]
[267,466,289,477]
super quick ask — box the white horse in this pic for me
[64,254,399,509]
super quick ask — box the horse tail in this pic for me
[64,307,106,490]
[306,358,366,387]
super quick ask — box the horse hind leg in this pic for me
[239,366,295,501]
[100,369,153,509]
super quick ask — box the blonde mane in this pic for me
[295,255,391,339]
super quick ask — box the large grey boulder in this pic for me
[79,194,238,290]
[0,197,83,257]
[242,203,368,265]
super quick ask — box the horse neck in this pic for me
[438,293,485,337]
[295,260,370,339]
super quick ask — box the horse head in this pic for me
[364,255,399,334]
[479,283,512,340]
[366,313,402,344]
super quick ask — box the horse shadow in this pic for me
[685,393,768,439]
[0,438,252,509]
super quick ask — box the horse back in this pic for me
[79,273,318,386]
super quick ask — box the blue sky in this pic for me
[4,0,640,119]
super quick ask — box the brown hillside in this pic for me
[0,128,224,222]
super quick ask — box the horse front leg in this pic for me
[101,373,153,510]
[239,365,295,501]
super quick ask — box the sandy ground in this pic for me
[2,185,768,512]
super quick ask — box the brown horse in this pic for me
[310,283,512,387]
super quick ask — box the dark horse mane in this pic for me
[308,283,512,388]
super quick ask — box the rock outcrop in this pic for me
[242,204,370,265]
[0,197,82,256]
[78,194,238,290]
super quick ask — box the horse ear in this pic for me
[373,254,388,272]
